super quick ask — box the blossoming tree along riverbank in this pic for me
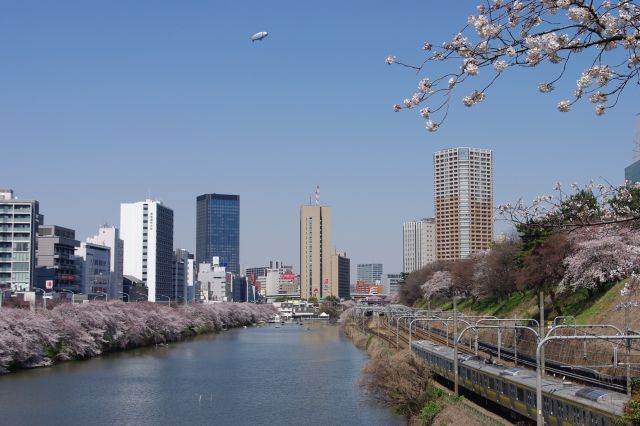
[0,302,276,374]
[386,0,640,132]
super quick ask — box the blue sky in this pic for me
[2,1,637,275]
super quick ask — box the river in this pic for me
[0,321,405,426]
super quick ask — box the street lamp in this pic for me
[61,289,75,304]
[158,294,171,306]
[118,291,130,302]
[176,295,187,305]
[34,288,47,311]
[95,291,108,302]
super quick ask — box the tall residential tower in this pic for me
[196,194,240,275]
[434,147,493,261]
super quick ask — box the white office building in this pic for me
[198,256,227,302]
[402,218,436,274]
[76,242,111,296]
[383,273,404,296]
[87,224,124,300]
[120,199,174,302]
[187,254,196,302]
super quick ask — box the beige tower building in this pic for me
[434,147,493,261]
[300,204,332,300]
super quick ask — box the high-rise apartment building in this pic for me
[330,249,350,299]
[402,218,436,274]
[300,204,332,300]
[0,190,40,292]
[87,224,124,300]
[357,263,383,284]
[434,147,493,260]
[120,199,174,302]
[196,194,240,275]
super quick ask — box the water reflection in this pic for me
[0,322,405,426]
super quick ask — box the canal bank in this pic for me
[0,301,275,374]
[342,319,514,426]
[0,321,405,426]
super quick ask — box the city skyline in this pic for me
[2,1,638,275]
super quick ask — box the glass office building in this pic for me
[196,194,240,275]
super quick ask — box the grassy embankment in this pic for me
[343,320,512,426]
[419,280,636,331]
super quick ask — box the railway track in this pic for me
[366,320,629,393]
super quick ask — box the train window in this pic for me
[526,391,534,407]
[517,387,524,402]
[502,381,508,395]
[543,397,552,415]
[488,377,494,389]
[555,400,564,420]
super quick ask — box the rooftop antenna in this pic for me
[634,113,640,161]
[315,185,320,206]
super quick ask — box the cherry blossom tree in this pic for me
[0,302,276,373]
[559,229,640,293]
[422,270,454,299]
[498,180,640,230]
[387,0,640,132]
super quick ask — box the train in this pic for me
[411,340,629,425]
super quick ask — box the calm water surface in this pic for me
[0,322,405,426]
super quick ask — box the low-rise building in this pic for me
[75,242,111,295]
[355,280,385,295]
[36,225,82,293]
[86,224,123,300]
[198,257,227,301]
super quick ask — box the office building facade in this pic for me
[383,273,404,296]
[36,225,82,292]
[434,147,493,260]
[87,224,124,300]
[300,204,331,300]
[76,242,111,295]
[403,218,436,274]
[0,190,40,292]
[173,248,190,303]
[331,249,350,299]
[357,263,383,284]
[198,256,227,301]
[196,194,240,275]
[120,199,174,302]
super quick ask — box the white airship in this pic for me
[250,31,269,42]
